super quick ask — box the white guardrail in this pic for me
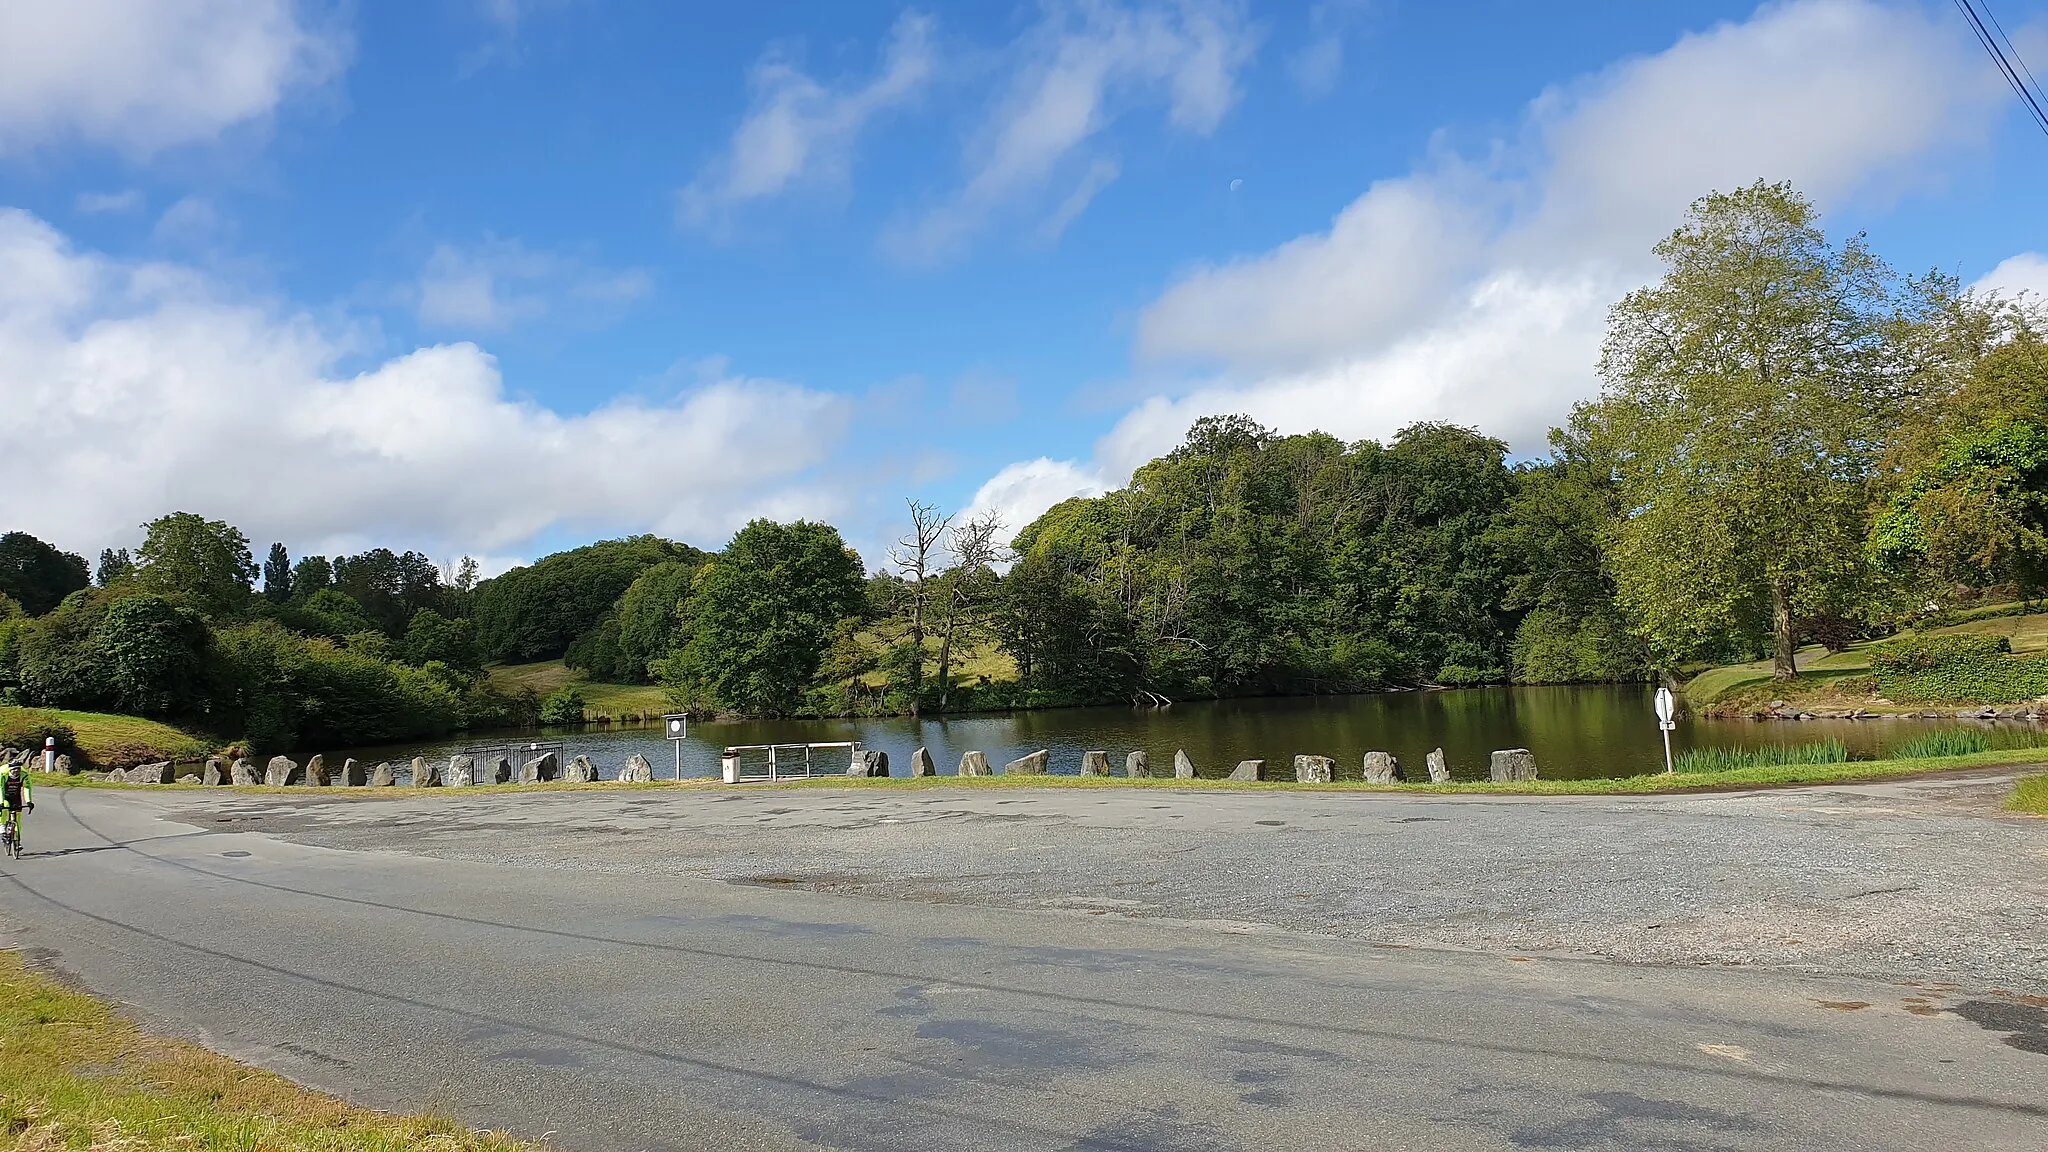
[720,741,862,783]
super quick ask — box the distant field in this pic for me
[487,661,671,720]
[0,706,215,767]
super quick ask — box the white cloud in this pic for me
[679,12,935,228]
[957,457,1111,548]
[0,209,849,558]
[1110,0,2000,467]
[885,0,1258,264]
[1975,252,2048,301]
[75,190,144,215]
[0,0,348,157]
[412,239,653,331]
[1286,0,1367,100]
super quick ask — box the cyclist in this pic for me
[1,759,32,855]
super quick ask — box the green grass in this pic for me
[2008,773,2048,815]
[1673,738,1848,774]
[0,705,215,768]
[486,660,672,721]
[0,950,540,1151]
[1684,610,2048,710]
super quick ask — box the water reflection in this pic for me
[327,684,2030,783]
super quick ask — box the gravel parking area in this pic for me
[169,769,2048,992]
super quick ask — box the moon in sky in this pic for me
[1229,178,1243,192]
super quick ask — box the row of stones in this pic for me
[861,746,1540,782]
[1757,702,2045,721]
[1,748,70,772]
[107,750,663,787]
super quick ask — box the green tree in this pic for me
[95,548,134,587]
[90,594,211,717]
[262,542,293,604]
[1578,181,1903,679]
[332,548,446,635]
[403,608,482,673]
[135,512,256,618]
[0,532,91,617]
[291,554,333,599]
[665,520,864,715]
[473,535,703,662]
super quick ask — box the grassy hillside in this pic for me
[1684,610,2048,712]
[0,706,216,767]
[487,661,672,721]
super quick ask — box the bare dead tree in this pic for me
[890,499,950,715]
[935,510,1004,711]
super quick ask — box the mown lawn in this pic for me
[486,661,671,720]
[1683,610,2048,710]
[0,950,539,1151]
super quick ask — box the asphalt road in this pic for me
[0,781,2042,1151]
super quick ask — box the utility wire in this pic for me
[1954,0,2048,138]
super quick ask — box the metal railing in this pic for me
[719,741,861,783]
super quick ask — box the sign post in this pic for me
[663,713,689,781]
[1654,687,1677,774]
[43,736,56,774]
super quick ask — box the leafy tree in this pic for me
[90,594,211,717]
[96,548,134,587]
[474,535,704,662]
[291,554,333,599]
[289,588,380,637]
[1577,181,1904,679]
[332,548,446,635]
[262,542,293,604]
[665,520,864,715]
[614,560,699,677]
[539,686,586,725]
[135,512,256,618]
[403,608,482,673]
[0,532,91,616]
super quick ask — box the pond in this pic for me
[326,684,2038,784]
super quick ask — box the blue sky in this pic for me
[2,0,2045,572]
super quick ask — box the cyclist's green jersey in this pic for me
[0,765,30,812]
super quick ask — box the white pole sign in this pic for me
[663,713,689,780]
[1654,687,1677,774]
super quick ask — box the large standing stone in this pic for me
[910,747,936,777]
[1173,749,1196,779]
[1003,750,1048,775]
[958,750,990,776]
[304,754,328,787]
[562,755,598,783]
[203,757,227,786]
[1228,759,1264,782]
[371,762,398,787]
[130,761,173,785]
[230,758,259,786]
[264,756,299,787]
[520,751,559,783]
[1126,750,1149,779]
[1293,755,1334,784]
[342,758,368,787]
[618,754,653,783]
[1489,748,1538,782]
[848,749,888,777]
[447,755,475,787]
[412,756,441,787]
[1426,748,1451,784]
[1362,751,1404,784]
[1080,750,1111,777]
[489,755,512,785]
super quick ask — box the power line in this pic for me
[1954,0,2048,139]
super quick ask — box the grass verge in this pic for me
[2008,774,2048,815]
[0,706,215,768]
[38,746,2048,798]
[0,950,537,1151]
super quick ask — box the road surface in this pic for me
[0,778,2042,1151]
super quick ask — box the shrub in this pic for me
[1869,633,2048,703]
[538,687,585,725]
[0,708,75,754]
[1674,739,1848,774]
[1831,674,1877,695]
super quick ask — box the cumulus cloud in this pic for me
[411,239,654,331]
[0,0,348,157]
[75,190,144,215]
[957,458,1111,547]
[885,0,1258,264]
[679,12,935,228]
[0,209,849,559]
[1114,0,2002,468]
[1975,252,2048,301]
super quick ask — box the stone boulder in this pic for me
[371,762,398,787]
[54,754,72,775]
[489,755,512,785]
[446,755,475,787]
[1363,751,1404,784]
[618,754,653,783]
[1003,750,1048,775]
[341,758,368,787]
[104,767,129,784]
[848,749,888,778]
[1126,750,1149,779]
[1080,751,1110,777]
[412,756,441,788]
[304,754,328,787]
[1229,759,1264,782]
[130,761,173,785]
[1489,748,1538,782]
[909,747,936,777]
[230,758,259,786]
[958,750,990,777]
[1426,748,1451,784]
[562,755,599,783]
[1293,755,1334,784]
[264,756,299,787]
[203,757,228,786]
[520,751,559,783]
[1173,749,1196,779]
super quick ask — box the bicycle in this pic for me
[2,807,22,859]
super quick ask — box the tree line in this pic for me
[2,181,2042,746]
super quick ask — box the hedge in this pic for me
[1869,633,2048,704]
